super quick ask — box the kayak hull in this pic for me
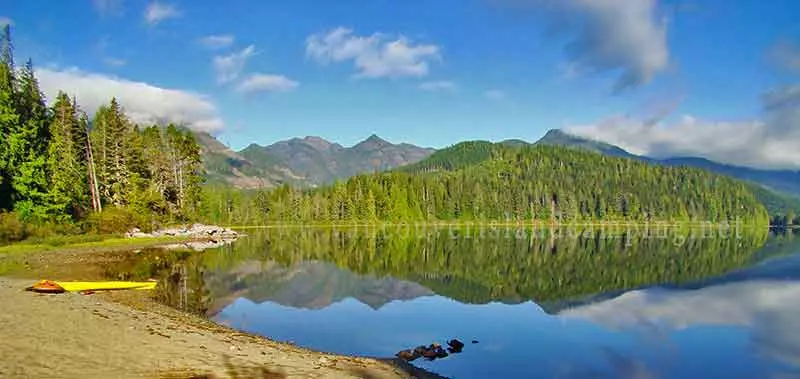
[26,280,157,293]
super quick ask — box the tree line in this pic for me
[0,25,202,238]
[201,142,770,226]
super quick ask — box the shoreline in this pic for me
[0,223,241,257]
[0,235,420,379]
[0,235,212,255]
[228,220,770,229]
[0,277,412,379]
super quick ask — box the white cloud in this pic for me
[36,67,224,133]
[769,39,800,74]
[144,2,179,25]
[497,0,669,92]
[567,84,800,170]
[418,81,457,92]
[103,58,126,67]
[306,27,441,79]
[235,74,299,94]
[213,45,256,84]
[559,280,800,367]
[199,34,235,50]
[485,89,506,100]
[0,17,12,26]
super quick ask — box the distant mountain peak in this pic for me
[536,128,633,158]
[367,133,388,143]
[302,135,330,144]
[286,135,341,151]
[354,134,391,150]
[542,129,569,138]
[499,138,529,147]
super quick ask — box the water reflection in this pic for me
[206,260,433,315]
[117,227,800,378]
[207,225,771,308]
[556,278,800,378]
[559,254,800,371]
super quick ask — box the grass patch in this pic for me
[0,235,209,276]
[0,235,199,256]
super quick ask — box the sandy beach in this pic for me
[0,237,423,379]
[0,276,413,379]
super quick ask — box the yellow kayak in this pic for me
[26,280,158,293]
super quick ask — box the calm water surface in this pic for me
[133,226,800,378]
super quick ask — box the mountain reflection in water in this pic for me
[126,226,800,378]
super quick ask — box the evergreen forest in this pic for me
[0,25,203,240]
[202,142,771,226]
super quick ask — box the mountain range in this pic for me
[197,132,435,189]
[196,129,799,205]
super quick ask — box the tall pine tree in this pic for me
[46,92,88,220]
[9,59,52,220]
[0,24,19,211]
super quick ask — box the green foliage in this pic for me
[0,212,25,244]
[0,25,204,233]
[0,210,84,245]
[397,140,497,173]
[84,207,143,234]
[747,183,800,217]
[203,144,770,226]
[18,233,107,247]
[46,92,88,221]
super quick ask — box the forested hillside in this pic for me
[534,129,800,215]
[202,143,770,225]
[0,26,203,238]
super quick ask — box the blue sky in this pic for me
[3,0,800,168]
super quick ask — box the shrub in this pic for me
[0,212,27,245]
[85,207,141,234]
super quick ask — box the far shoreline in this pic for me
[227,219,771,230]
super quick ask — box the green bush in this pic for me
[0,212,91,246]
[85,208,141,234]
[0,212,27,245]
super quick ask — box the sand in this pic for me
[0,277,412,379]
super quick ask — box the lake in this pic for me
[131,225,800,378]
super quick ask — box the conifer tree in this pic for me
[9,59,51,220]
[0,24,18,210]
[46,92,87,220]
[92,98,132,207]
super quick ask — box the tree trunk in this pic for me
[85,124,101,212]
